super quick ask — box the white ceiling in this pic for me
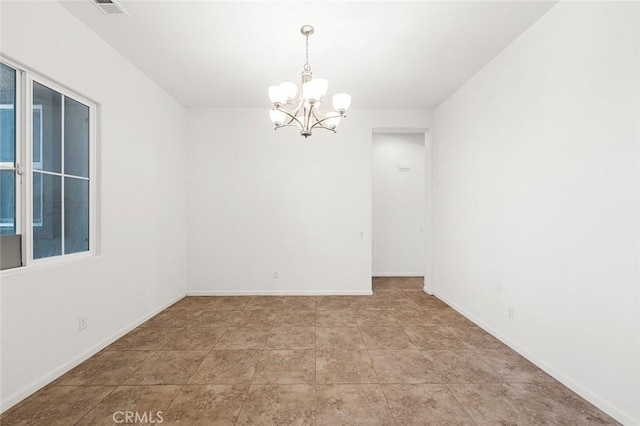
[60,0,557,109]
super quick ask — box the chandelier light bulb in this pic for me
[268,25,350,138]
[279,82,298,101]
[268,86,286,104]
[325,112,341,128]
[332,93,351,112]
[303,78,328,102]
[269,109,286,125]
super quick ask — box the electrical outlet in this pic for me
[273,272,279,279]
[508,308,514,320]
[79,317,87,331]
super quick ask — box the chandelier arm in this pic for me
[303,105,314,134]
[309,123,337,133]
[275,105,304,127]
[309,108,324,126]
[275,123,304,130]
[309,111,345,130]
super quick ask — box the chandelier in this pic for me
[268,25,351,138]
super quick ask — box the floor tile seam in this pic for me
[184,378,258,386]
[443,383,478,425]
[314,327,318,387]
[497,381,570,417]
[444,382,493,425]
[53,383,155,387]
[310,300,320,426]
[314,301,318,409]
[2,385,113,425]
[251,380,316,386]
[359,327,416,351]
[247,346,267,385]
[359,323,383,385]
[110,349,160,387]
[233,346,266,426]
[181,347,216,388]
[377,381,401,426]
[146,383,187,423]
[204,324,230,355]
[316,380,381,385]
[461,348,504,380]
[231,385,248,426]
[369,380,453,385]
[71,384,120,426]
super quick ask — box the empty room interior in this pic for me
[0,0,638,425]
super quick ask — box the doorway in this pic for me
[372,132,426,278]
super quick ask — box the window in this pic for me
[0,60,95,269]
[0,63,17,237]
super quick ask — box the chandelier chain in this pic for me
[304,34,311,71]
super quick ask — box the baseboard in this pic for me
[372,273,424,277]
[0,293,185,413]
[187,290,374,296]
[434,291,637,426]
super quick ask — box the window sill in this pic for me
[0,252,101,277]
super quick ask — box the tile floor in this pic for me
[1,277,619,425]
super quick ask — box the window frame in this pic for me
[1,57,97,270]
[0,101,22,234]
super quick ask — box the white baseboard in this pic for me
[187,290,373,296]
[0,293,185,413]
[372,273,424,277]
[435,291,636,426]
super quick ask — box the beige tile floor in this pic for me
[1,277,619,425]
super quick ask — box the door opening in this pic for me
[371,129,432,295]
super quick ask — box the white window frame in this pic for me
[0,102,21,232]
[1,57,97,269]
[30,105,43,228]
[0,64,26,236]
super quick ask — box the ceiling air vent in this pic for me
[92,0,128,15]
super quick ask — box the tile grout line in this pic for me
[444,383,480,425]
[232,298,277,425]
[70,384,118,426]
[70,341,162,425]
[357,311,400,426]
[314,297,317,426]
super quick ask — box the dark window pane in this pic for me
[33,172,61,259]
[33,106,42,166]
[33,172,43,227]
[64,97,89,178]
[33,82,61,173]
[0,170,15,235]
[0,63,16,163]
[64,177,88,254]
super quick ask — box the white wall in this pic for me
[372,133,426,276]
[0,2,187,411]
[432,2,639,424]
[186,109,430,295]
